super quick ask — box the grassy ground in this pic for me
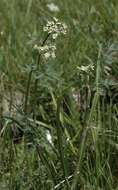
[0,0,118,189]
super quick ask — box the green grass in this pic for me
[0,0,118,189]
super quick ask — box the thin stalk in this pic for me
[35,33,50,77]
[36,144,57,186]
[24,33,50,116]
[71,127,89,190]
[33,33,50,118]
[96,43,102,94]
[24,69,33,114]
[56,97,71,190]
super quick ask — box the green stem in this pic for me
[56,97,71,190]
[36,144,57,186]
[24,33,50,117]
[24,69,33,114]
[33,33,50,118]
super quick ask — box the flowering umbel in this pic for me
[43,17,67,39]
[34,44,56,59]
[34,17,67,60]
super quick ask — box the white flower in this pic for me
[43,17,67,39]
[0,31,4,36]
[52,33,58,39]
[34,18,67,61]
[44,52,51,59]
[51,51,56,58]
[72,94,78,102]
[34,44,39,50]
[39,45,49,51]
[34,44,56,59]
[53,17,59,22]
[46,131,53,144]
[77,64,94,72]
[46,3,59,12]
[71,88,79,103]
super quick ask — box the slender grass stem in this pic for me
[24,69,33,114]
[36,144,57,186]
[56,97,71,190]
[71,127,89,190]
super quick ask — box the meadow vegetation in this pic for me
[0,0,118,189]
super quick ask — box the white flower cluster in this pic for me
[34,44,56,59]
[77,64,94,72]
[33,18,67,60]
[46,3,59,12]
[43,17,67,39]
